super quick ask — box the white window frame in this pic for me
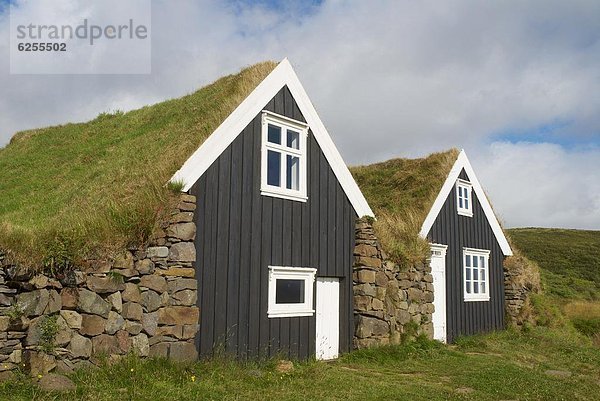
[261,111,308,202]
[463,247,490,302]
[268,266,316,318]
[456,179,473,217]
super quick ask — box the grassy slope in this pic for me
[350,149,459,265]
[2,328,599,400]
[0,61,276,265]
[508,228,600,300]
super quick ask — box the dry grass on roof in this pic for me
[350,149,460,267]
[0,61,277,269]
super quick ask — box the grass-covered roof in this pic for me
[0,61,277,267]
[350,149,460,266]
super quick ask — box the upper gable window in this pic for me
[456,179,473,217]
[261,111,308,202]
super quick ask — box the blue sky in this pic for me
[1,0,599,229]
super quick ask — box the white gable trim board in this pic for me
[419,150,513,256]
[170,58,374,218]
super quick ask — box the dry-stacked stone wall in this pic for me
[0,194,199,375]
[353,218,434,349]
[503,255,541,327]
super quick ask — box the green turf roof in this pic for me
[0,61,277,265]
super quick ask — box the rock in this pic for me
[355,256,382,269]
[156,325,182,338]
[135,259,155,275]
[182,324,199,339]
[180,194,196,203]
[156,267,196,278]
[177,201,196,211]
[140,275,167,293]
[115,330,131,354]
[60,310,82,329]
[8,316,29,331]
[78,289,110,317]
[55,316,72,346]
[29,274,49,289]
[170,212,194,223]
[149,342,170,358]
[371,298,384,310]
[275,360,294,373]
[55,359,75,374]
[92,334,119,355]
[45,290,62,314]
[170,289,197,306]
[105,311,125,335]
[131,333,149,356]
[0,371,15,382]
[0,316,9,331]
[122,283,141,303]
[0,294,11,306]
[61,288,79,309]
[167,223,196,241]
[354,244,378,257]
[407,288,422,302]
[17,289,49,316]
[25,316,43,346]
[86,276,125,293]
[107,291,123,313]
[125,320,143,335]
[23,350,56,376]
[141,290,162,312]
[357,270,376,284]
[122,302,143,321]
[37,373,76,392]
[355,316,388,338]
[113,252,134,270]
[168,243,196,262]
[69,333,92,358]
[167,278,198,293]
[396,310,411,325]
[142,312,158,336]
[169,342,197,362]
[80,314,106,336]
[158,306,199,325]
[147,247,169,259]
[9,349,22,364]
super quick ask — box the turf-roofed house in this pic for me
[352,150,514,343]
[171,59,374,360]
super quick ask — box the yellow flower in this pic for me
[130,368,134,372]
[37,374,43,379]
[191,375,196,382]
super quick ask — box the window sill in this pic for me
[261,188,308,203]
[457,210,473,217]
[268,309,314,318]
[464,297,490,302]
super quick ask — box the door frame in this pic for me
[430,243,448,343]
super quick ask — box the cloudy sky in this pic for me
[1,0,599,229]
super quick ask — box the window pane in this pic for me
[466,255,471,267]
[459,198,463,208]
[473,268,478,280]
[267,150,281,187]
[480,256,485,268]
[275,279,305,304]
[464,189,469,200]
[474,284,479,294]
[286,155,300,190]
[287,130,300,149]
[465,199,469,209]
[466,282,471,294]
[480,282,486,294]
[268,124,281,144]
[480,269,485,281]
[465,268,471,280]
[458,187,463,197]
[473,255,478,267]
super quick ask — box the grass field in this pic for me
[1,328,599,400]
[508,228,600,300]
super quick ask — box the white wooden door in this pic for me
[315,277,339,360]
[430,244,448,343]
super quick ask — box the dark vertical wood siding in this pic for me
[191,87,356,359]
[426,169,506,343]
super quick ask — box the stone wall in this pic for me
[503,254,541,328]
[0,194,199,375]
[353,218,434,348]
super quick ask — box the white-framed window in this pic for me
[261,111,308,202]
[463,248,490,302]
[268,266,316,318]
[456,179,473,217]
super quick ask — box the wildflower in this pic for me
[191,375,196,382]
[130,368,134,372]
[38,374,43,379]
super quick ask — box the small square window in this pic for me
[268,124,281,144]
[268,266,316,318]
[456,179,473,217]
[463,248,490,302]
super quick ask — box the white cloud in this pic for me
[0,0,599,229]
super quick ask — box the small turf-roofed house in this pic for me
[171,59,374,360]
[352,149,512,344]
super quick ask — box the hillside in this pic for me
[508,228,600,300]
[0,61,276,267]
